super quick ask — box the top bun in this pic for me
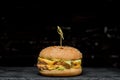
[39,46,82,60]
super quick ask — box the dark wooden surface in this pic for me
[0,67,120,80]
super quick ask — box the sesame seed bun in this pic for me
[39,46,82,60]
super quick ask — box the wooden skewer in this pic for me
[57,26,64,46]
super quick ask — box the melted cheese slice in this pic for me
[46,65,54,70]
[38,57,55,65]
[72,59,81,69]
[38,57,82,70]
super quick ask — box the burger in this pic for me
[37,46,82,76]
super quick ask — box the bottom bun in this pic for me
[39,68,82,76]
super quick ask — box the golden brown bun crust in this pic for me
[39,68,82,76]
[39,46,82,60]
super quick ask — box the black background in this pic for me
[0,1,120,68]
